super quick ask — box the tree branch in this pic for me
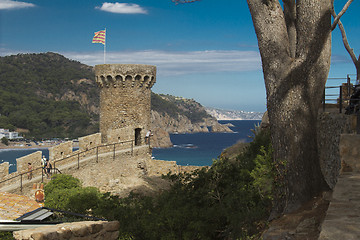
[283,0,296,58]
[330,8,358,65]
[331,0,354,31]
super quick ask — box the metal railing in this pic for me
[322,74,357,113]
[0,139,140,192]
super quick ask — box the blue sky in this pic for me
[0,0,359,112]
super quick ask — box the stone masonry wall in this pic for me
[79,133,102,151]
[107,126,134,143]
[339,134,360,173]
[49,141,73,162]
[16,151,42,174]
[318,112,352,189]
[95,64,156,144]
[0,162,9,179]
[13,221,120,240]
[145,159,205,176]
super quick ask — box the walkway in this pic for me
[318,172,360,240]
[319,133,360,239]
[0,145,149,194]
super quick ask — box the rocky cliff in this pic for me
[150,109,233,148]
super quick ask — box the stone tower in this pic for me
[95,64,156,144]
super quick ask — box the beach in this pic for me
[0,140,79,150]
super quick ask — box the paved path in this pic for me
[0,145,149,221]
[319,173,360,240]
[0,145,148,195]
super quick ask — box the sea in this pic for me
[0,120,260,174]
[152,120,261,166]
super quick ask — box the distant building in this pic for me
[0,129,23,140]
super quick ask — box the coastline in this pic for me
[0,145,52,150]
[0,142,79,150]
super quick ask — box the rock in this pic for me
[150,110,233,147]
[260,111,270,129]
[150,128,173,148]
[210,122,233,132]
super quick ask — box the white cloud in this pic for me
[0,0,35,10]
[96,2,147,14]
[62,50,262,76]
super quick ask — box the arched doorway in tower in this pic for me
[135,128,142,146]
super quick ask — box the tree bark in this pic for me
[247,0,331,216]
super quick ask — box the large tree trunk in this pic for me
[247,0,332,216]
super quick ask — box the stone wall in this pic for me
[0,162,9,179]
[339,134,360,173]
[13,221,119,240]
[317,112,352,189]
[16,151,42,174]
[95,64,156,144]
[107,126,134,143]
[49,141,73,162]
[145,159,205,176]
[79,133,102,151]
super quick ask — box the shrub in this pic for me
[44,128,275,239]
[112,128,274,239]
[44,174,81,195]
[1,137,9,146]
[0,232,14,240]
[44,174,101,215]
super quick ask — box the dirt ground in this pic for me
[262,192,331,240]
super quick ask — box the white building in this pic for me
[0,129,22,140]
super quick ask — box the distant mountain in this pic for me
[205,107,264,120]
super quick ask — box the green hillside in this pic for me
[0,52,212,139]
[0,52,98,139]
[151,93,212,123]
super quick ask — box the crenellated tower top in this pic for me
[95,64,156,89]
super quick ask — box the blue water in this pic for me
[0,148,49,174]
[0,120,260,173]
[152,120,261,166]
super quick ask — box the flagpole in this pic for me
[104,28,106,64]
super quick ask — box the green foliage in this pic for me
[250,145,274,200]
[1,137,9,145]
[0,53,212,139]
[113,128,274,239]
[38,126,275,239]
[0,53,98,139]
[44,129,275,239]
[151,93,212,123]
[44,174,102,216]
[0,232,14,240]
[44,174,81,194]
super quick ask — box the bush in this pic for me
[44,174,81,195]
[1,137,9,146]
[112,128,274,239]
[0,232,14,240]
[44,128,275,239]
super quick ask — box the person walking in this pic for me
[41,156,47,175]
[46,160,52,179]
[145,130,153,144]
[27,163,32,180]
